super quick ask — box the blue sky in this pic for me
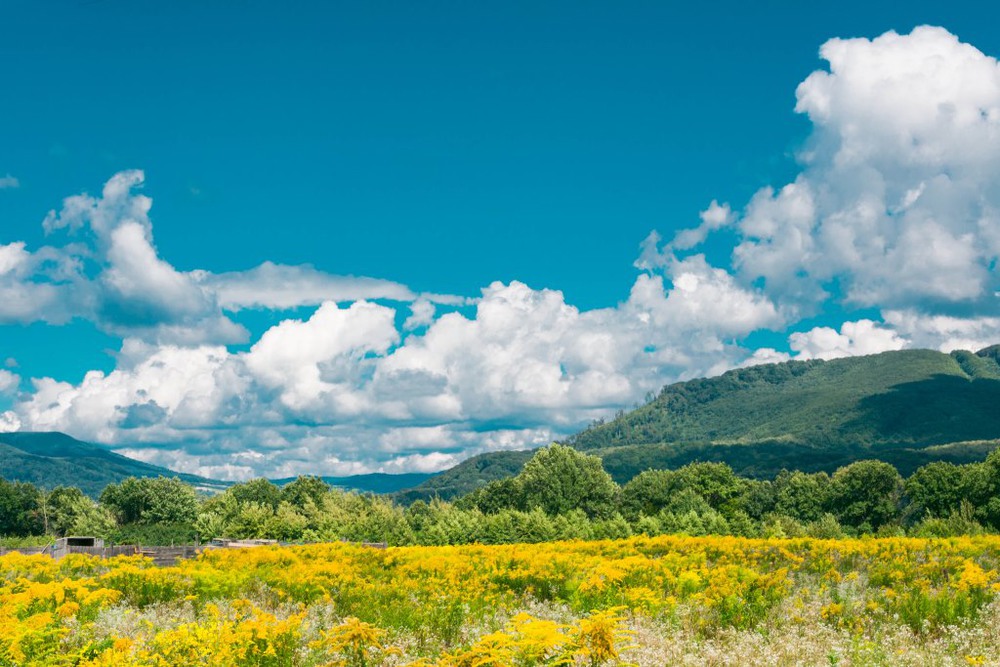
[2,2,1000,478]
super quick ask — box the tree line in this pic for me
[3,444,1000,546]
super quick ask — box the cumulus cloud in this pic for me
[403,298,436,330]
[0,411,20,433]
[0,175,18,189]
[0,171,443,344]
[8,261,782,477]
[671,201,734,251]
[789,319,908,360]
[659,26,1000,321]
[883,310,1000,353]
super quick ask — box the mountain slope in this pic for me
[398,347,1000,499]
[568,348,1000,451]
[0,432,434,497]
[0,432,229,496]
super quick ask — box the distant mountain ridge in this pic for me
[0,432,435,497]
[272,472,434,494]
[0,432,229,497]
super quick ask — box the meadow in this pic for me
[2,535,1000,666]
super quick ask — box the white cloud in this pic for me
[0,171,450,343]
[0,243,29,276]
[8,262,782,477]
[245,300,399,415]
[0,370,19,394]
[0,411,20,433]
[403,298,436,330]
[0,175,19,189]
[671,200,734,251]
[738,348,792,368]
[882,310,1000,353]
[381,451,459,474]
[660,26,1000,318]
[789,319,908,360]
[200,262,415,310]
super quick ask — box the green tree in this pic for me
[827,460,903,530]
[229,478,282,511]
[460,477,524,514]
[517,444,619,518]
[99,477,199,526]
[43,486,114,536]
[774,471,831,523]
[281,476,330,510]
[905,462,966,519]
[668,462,747,517]
[0,479,44,536]
[620,470,676,519]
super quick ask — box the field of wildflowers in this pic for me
[1,535,999,666]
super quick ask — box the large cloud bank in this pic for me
[2,26,999,478]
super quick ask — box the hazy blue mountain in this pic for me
[0,431,229,496]
[272,472,434,494]
[0,431,434,497]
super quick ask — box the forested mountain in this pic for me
[570,347,1000,450]
[400,347,1000,498]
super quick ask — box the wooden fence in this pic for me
[0,540,388,565]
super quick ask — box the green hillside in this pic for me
[398,347,1000,499]
[0,432,229,497]
[569,348,1000,450]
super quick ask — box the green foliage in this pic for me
[517,444,620,519]
[280,475,331,510]
[910,502,986,538]
[827,460,904,529]
[228,478,282,510]
[0,478,44,536]
[108,522,199,546]
[100,476,199,526]
[43,486,116,537]
[774,471,831,522]
[805,513,846,539]
[904,462,967,518]
[0,534,53,548]
[621,469,676,518]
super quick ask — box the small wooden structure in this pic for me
[51,537,138,560]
